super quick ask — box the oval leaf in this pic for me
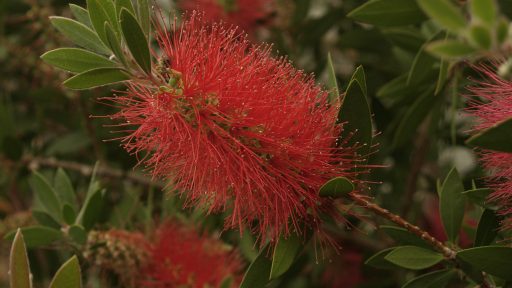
[365,247,401,269]
[41,48,116,73]
[474,209,499,247]
[457,246,512,280]
[402,269,456,288]
[86,0,112,45]
[426,40,477,59]
[54,168,78,211]
[439,167,465,243]
[63,67,129,90]
[50,16,110,55]
[69,225,87,246]
[319,177,354,198]
[380,226,431,249]
[49,256,82,288]
[5,226,64,248]
[469,25,492,50]
[384,246,443,270]
[270,233,302,279]
[120,8,151,74]
[347,0,427,27]
[69,4,92,27]
[9,229,31,288]
[240,246,272,288]
[466,117,512,153]
[417,0,467,32]
[30,171,62,223]
[470,0,497,26]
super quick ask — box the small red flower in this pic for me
[110,14,365,243]
[178,0,273,33]
[467,64,512,227]
[141,222,242,288]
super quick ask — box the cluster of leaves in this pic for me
[2,0,512,287]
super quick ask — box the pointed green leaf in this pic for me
[462,188,492,207]
[402,269,456,288]
[87,0,114,45]
[350,65,368,97]
[319,177,354,198]
[77,189,104,230]
[104,22,127,66]
[9,229,31,288]
[440,167,465,243]
[466,117,512,153]
[69,225,87,246]
[474,209,499,247]
[426,40,477,58]
[347,0,427,27]
[338,66,372,160]
[116,0,135,15]
[69,4,92,27]
[270,233,302,279]
[435,59,450,95]
[5,226,64,248]
[365,247,401,269]
[32,210,61,229]
[63,67,129,90]
[470,0,497,26]
[240,246,272,288]
[469,25,492,49]
[417,0,467,32]
[407,44,437,86]
[49,256,82,288]
[120,8,151,74]
[326,52,339,103]
[63,204,77,225]
[457,246,512,280]
[30,171,62,223]
[50,17,110,55]
[137,0,151,37]
[384,246,443,270]
[41,48,116,73]
[54,168,78,211]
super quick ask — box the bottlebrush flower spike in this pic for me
[109,13,367,244]
[467,64,512,227]
[141,221,242,287]
[178,0,273,33]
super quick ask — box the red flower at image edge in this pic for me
[178,0,272,33]
[109,14,367,244]
[141,222,242,288]
[467,65,512,227]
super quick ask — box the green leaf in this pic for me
[326,52,339,103]
[383,27,425,52]
[384,246,443,270]
[9,229,31,288]
[120,8,151,74]
[417,0,467,32]
[104,22,127,66]
[76,189,104,230]
[41,48,116,73]
[115,0,135,16]
[435,59,449,95]
[69,225,87,246]
[63,67,129,90]
[63,204,77,225]
[49,256,82,288]
[462,188,492,207]
[439,167,465,243]
[470,0,497,26]
[392,88,438,148]
[365,248,401,269]
[54,168,78,211]
[338,66,372,160]
[5,226,64,248]
[137,0,151,37]
[30,171,62,223]
[240,247,272,288]
[32,210,61,229]
[69,4,92,27]
[466,117,512,153]
[457,246,512,280]
[497,18,509,44]
[50,16,110,55]
[376,74,417,108]
[469,25,492,49]
[407,44,438,86]
[270,233,302,279]
[86,0,114,45]
[347,0,427,27]
[319,177,354,198]
[426,40,477,58]
[402,269,456,288]
[380,226,431,249]
[474,209,499,247]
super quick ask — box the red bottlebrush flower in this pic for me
[110,14,364,244]
[467,64,512,227]
[141,222,242,288]
[178,0,273,33]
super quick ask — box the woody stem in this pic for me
[349,193,457,259]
